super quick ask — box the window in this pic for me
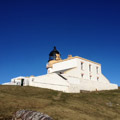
[96,67,99,74]
[81,73,84,78]
[32,78,34,81]
[89,65,91,72]
[81,62,84,70]
[49,56,56,61]
[90,75,92,80]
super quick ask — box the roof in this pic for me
[52,56,101,66]
[49,46,60,56]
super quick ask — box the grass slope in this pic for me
[0,85,120,120]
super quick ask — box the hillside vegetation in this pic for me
[0,85,120,120]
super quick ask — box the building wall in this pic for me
[68,79,118,93]
[76,58,101,81]
[52,58,78,72]
[28,73,118,93]
[49,58,110,84]
[29,73,69,92]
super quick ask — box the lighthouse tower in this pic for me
[47,46,61,73]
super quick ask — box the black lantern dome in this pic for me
[49,46,60,61]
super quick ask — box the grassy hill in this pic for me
[0,85,120,120]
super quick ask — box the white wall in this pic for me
[49,58,77,73]
[68,80,118,93]
[28,73,118,93]
[61,74,118,93]
[49,58,110,84]
[29,73,70,92]
[76,58,102,81]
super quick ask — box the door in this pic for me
[21,79,24,86]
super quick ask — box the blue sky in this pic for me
[0,0,120,86]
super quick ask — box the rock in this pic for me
[106,102,113,107]
[12,110,53,120]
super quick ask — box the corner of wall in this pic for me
[101,74,110,83]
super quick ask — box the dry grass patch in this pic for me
[0,85,120,120]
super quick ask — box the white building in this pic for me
[2,47,118,93]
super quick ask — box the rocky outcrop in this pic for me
[12,110,53,120]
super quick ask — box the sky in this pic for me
[0,0,120,86]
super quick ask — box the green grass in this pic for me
[0,85,120,120]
